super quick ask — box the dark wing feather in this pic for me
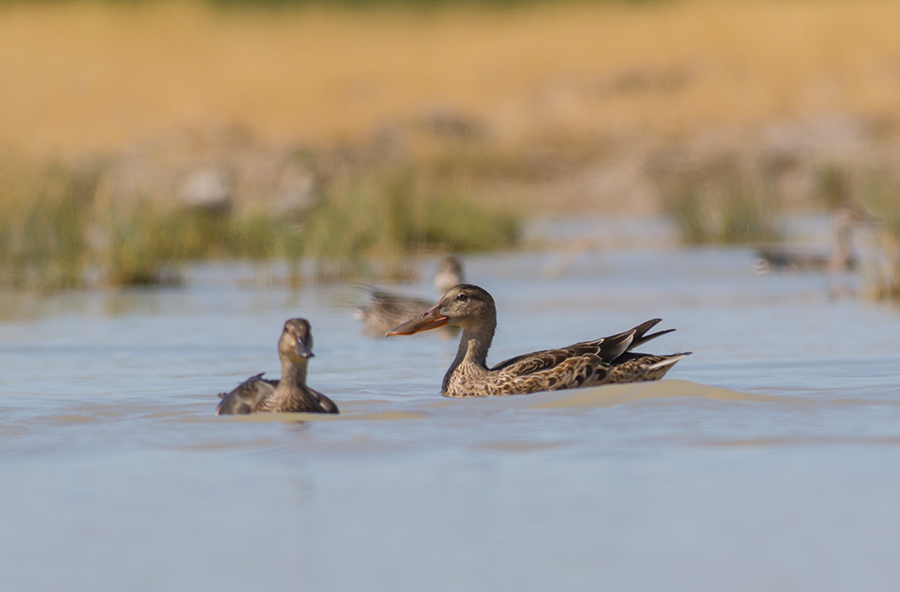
[491,342,610,376]
[309,388,340,414]
[490,319,671,379]
[627,319,676,350]
[216,373,278,416]
[755,247,830,270]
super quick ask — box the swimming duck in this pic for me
[356,256,465,337]
[432,255,465,294]
[386,284,691,397]
[216,318,339,415]
[754,207,877,273]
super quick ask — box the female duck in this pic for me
[357,255,465,336]
[216,318,339,415]
[386,284,690,398]
[754,207,877,273]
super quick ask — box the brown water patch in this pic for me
[528,379,785,410]
[180,438,287,452]
[46,414,100,425]
[695,436,900,448]
[472,440,568,452]
[219,409,425,422]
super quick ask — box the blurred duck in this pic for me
[386,284,691,398]
[356,255,465,337]
[754,207,878,273]
[216,318,339,415]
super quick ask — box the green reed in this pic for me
[0,162,94,290]
[661,165,782,245]
[862,172,900,300]
[0,160,520,290]
[302,166,520,281]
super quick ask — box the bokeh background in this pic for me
[3,3,900,592]
[1,0,899,292]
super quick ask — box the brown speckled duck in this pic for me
[356,256,464,337]
[216,318,339,415]
[386,284,691,398]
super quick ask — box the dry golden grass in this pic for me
[2,0,900,158]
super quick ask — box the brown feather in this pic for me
[389,284,691,398]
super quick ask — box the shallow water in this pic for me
[2,239,899,592]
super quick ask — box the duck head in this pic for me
[433,255,465,294]
[386,284,495,336]
[278,318,315,362]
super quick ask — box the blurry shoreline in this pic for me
[1,0,899,292]
[3,0,900,206]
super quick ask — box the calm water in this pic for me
[2,237,899,591]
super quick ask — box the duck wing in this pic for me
[491,319,667,377]
[755,246,830,270]
[308,388,340,414]
[357,289,434,335]
[216,373,278,415]
[627,318,675,350]
[366,290,432,315]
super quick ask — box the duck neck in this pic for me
[279,358,308,393]
[832,219,855,265]
[444,318,496,390]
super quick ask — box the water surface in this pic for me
[1,242,899,592]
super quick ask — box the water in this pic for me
[1,241,899,592]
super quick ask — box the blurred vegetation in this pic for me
[862,172,900,301]
[2,0,660,7]
[0,163,89,290]
[209,0,570,8]
[814,164,853,211]
[306,167,519,281]
[660,163,783,246]
[0,158,520,291]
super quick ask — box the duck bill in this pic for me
[385,306,449,336]
[295,341,315,359]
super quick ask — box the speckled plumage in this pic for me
[604,352,692,384]
[387,284,691,398]
[216,318,339,415]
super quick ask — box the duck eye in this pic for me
[456,293,468,302]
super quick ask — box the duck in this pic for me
[356,255,465,337]
[216,318,339,415]
[386,284,691,397]
[754,207,877,273]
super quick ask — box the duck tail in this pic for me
[628,319,675,351]
[598,331,635,360]
[647,351,693,370]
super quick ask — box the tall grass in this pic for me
[661,165,782,245]
[0,159,520,290]
[98,200,186,286]
[302,166,519,281]
[0,162,94,289]
[863,172,900,300]
[208,0,649,8]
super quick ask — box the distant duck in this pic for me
[432,255,465,294]
[754,207,877,273]
[386,284,690,398]
[356,255,465,337]
[216,318,339,415]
